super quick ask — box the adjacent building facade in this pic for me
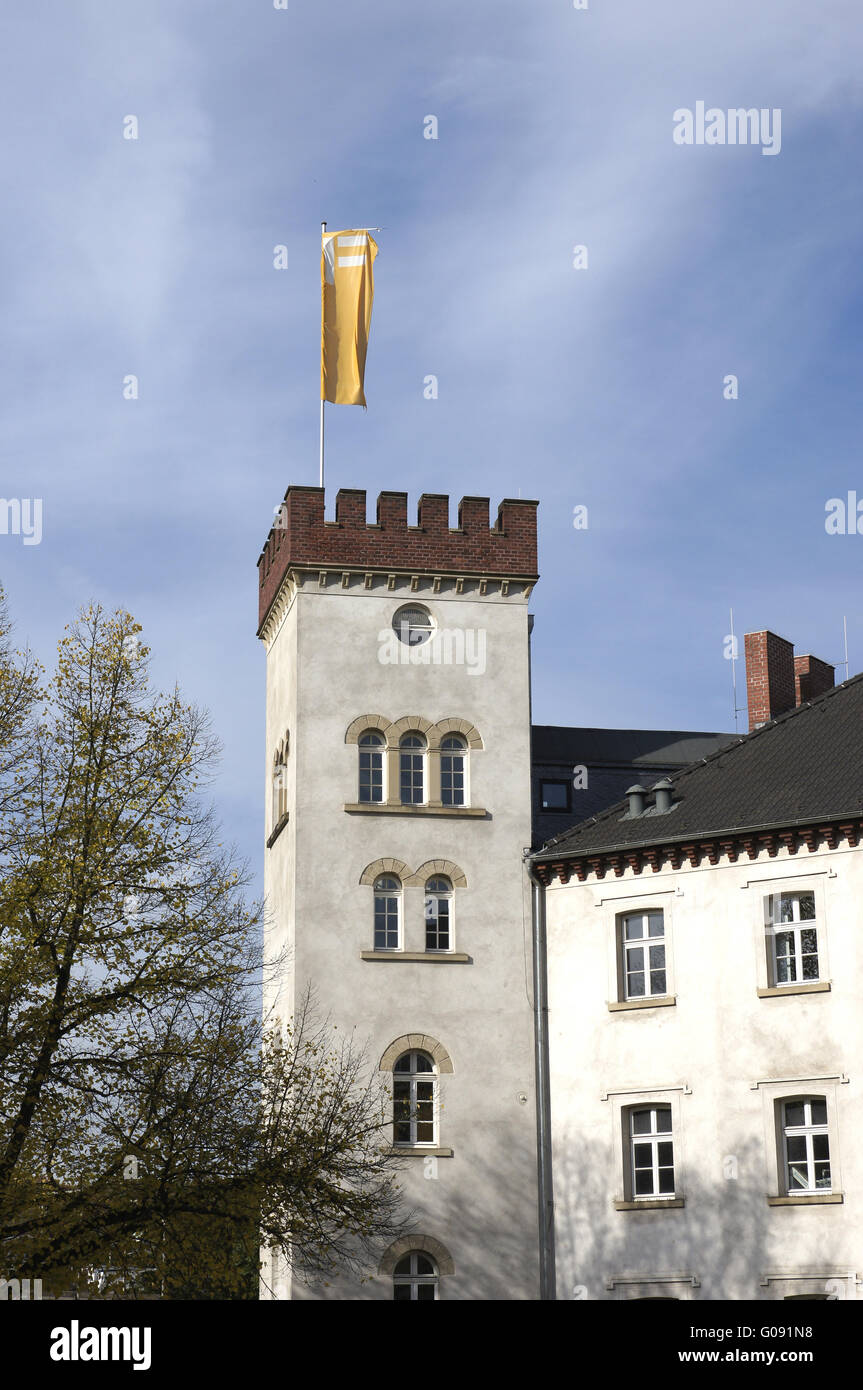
[533,647,862,1301]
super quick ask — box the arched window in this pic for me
[358,731,385,804]
[393,1251,438,1301]
[399,733,426,805]
[440,735,467,807]
[374,875,401,951]
[424,876,453,952]
[393,1051,436,1146]
[271,734,289,830]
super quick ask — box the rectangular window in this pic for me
[425,896,450,951]
[620,910,666,999]
[630,1106,675,1198]
[766,891,818,986]
[782,1098,831,1193]
[540,780,570,812]
[374,891,400,950]
[399,751,424,804]
[440,751,466,806]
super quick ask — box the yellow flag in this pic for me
[321,229,378,406]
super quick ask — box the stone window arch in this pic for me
[406,859,467,888]
[359,858,411,886]
[380,1034,453,1074]
[431,717,484,751]
[379,1234,455,1279]
[344,713,390,745]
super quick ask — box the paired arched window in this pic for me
[374,875,401,951]
[399,734,426,805]
[358,731,385,804]
[393,1252,438,1301]
[393,1050,437,1147]
[424,876,453,951]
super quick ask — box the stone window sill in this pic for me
[385,1146,454,1158]
[608,995,676,1012]
[266,812,289,849]
[767,1192,843,1206]
[361,951,472,963]
[344,802,487,818]
[757,982,831,998]
[614,1198,685,1211]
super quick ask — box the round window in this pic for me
[392,605,434,646]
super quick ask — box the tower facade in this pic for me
[258,485,540,1299]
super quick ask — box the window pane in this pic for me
[798,893,815,920]
[810,1099,828,1126]
[648,945,665,971]
[415,1122,434,1144]
[540,781,568,810]
[787,1163,809,1190]
[634,1169,654,1195]
[657,1142,673,1166]
[415,1255,434,1275]
[784,1101,805,1127]
[624,916,644,941]
[631,1112,652,1135]
[416,1284,436,1301]
[655,1109,672,1134]
[393,1284,412,1301]
[814,1163,831,1188]
[626,971,645,998]
[812,1134,830,1161]
[415,1054,434,1073]
[647,912,664,937]
[626,946,644,971]
[658,1167,675,1194]
[785,1136,806,1161]
[801,953,820,980]
[633,1144,653,1167]
[650,970,667,995]
[393,1256,412,1275]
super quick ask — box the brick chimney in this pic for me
[744,631,795,731]
[794,654,835,705]
[744,630,835,731]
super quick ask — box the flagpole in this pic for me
[320,220,327,489]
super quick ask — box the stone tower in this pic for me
[257,485,540,1299]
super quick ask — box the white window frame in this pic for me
[628,1104,676,1200]
[619,909,668,1001]
[373,875,402,952]
[755,1077,844,1201]
[608,1087,687,1206]
[392,1050,438,1147]
[439,735,468,808]
[399,733,426,806]
[358,731,385,804]
[765,890,819,987]
[393,1251,439,1300]
[781,1096,832,1195]
[424,877,454,952]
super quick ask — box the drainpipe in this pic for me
[525,852,555,1300]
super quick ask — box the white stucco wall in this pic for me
[547,843,862,1301]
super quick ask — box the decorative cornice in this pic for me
[534,818,863,884]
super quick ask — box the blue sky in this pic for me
[1,0,862,883]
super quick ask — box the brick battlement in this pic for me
[257,486,539,631]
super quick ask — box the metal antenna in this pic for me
[729,607,740,733]
[843,614,849,681]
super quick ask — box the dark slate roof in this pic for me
[534,673,863,861]
[531,725,734,767]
